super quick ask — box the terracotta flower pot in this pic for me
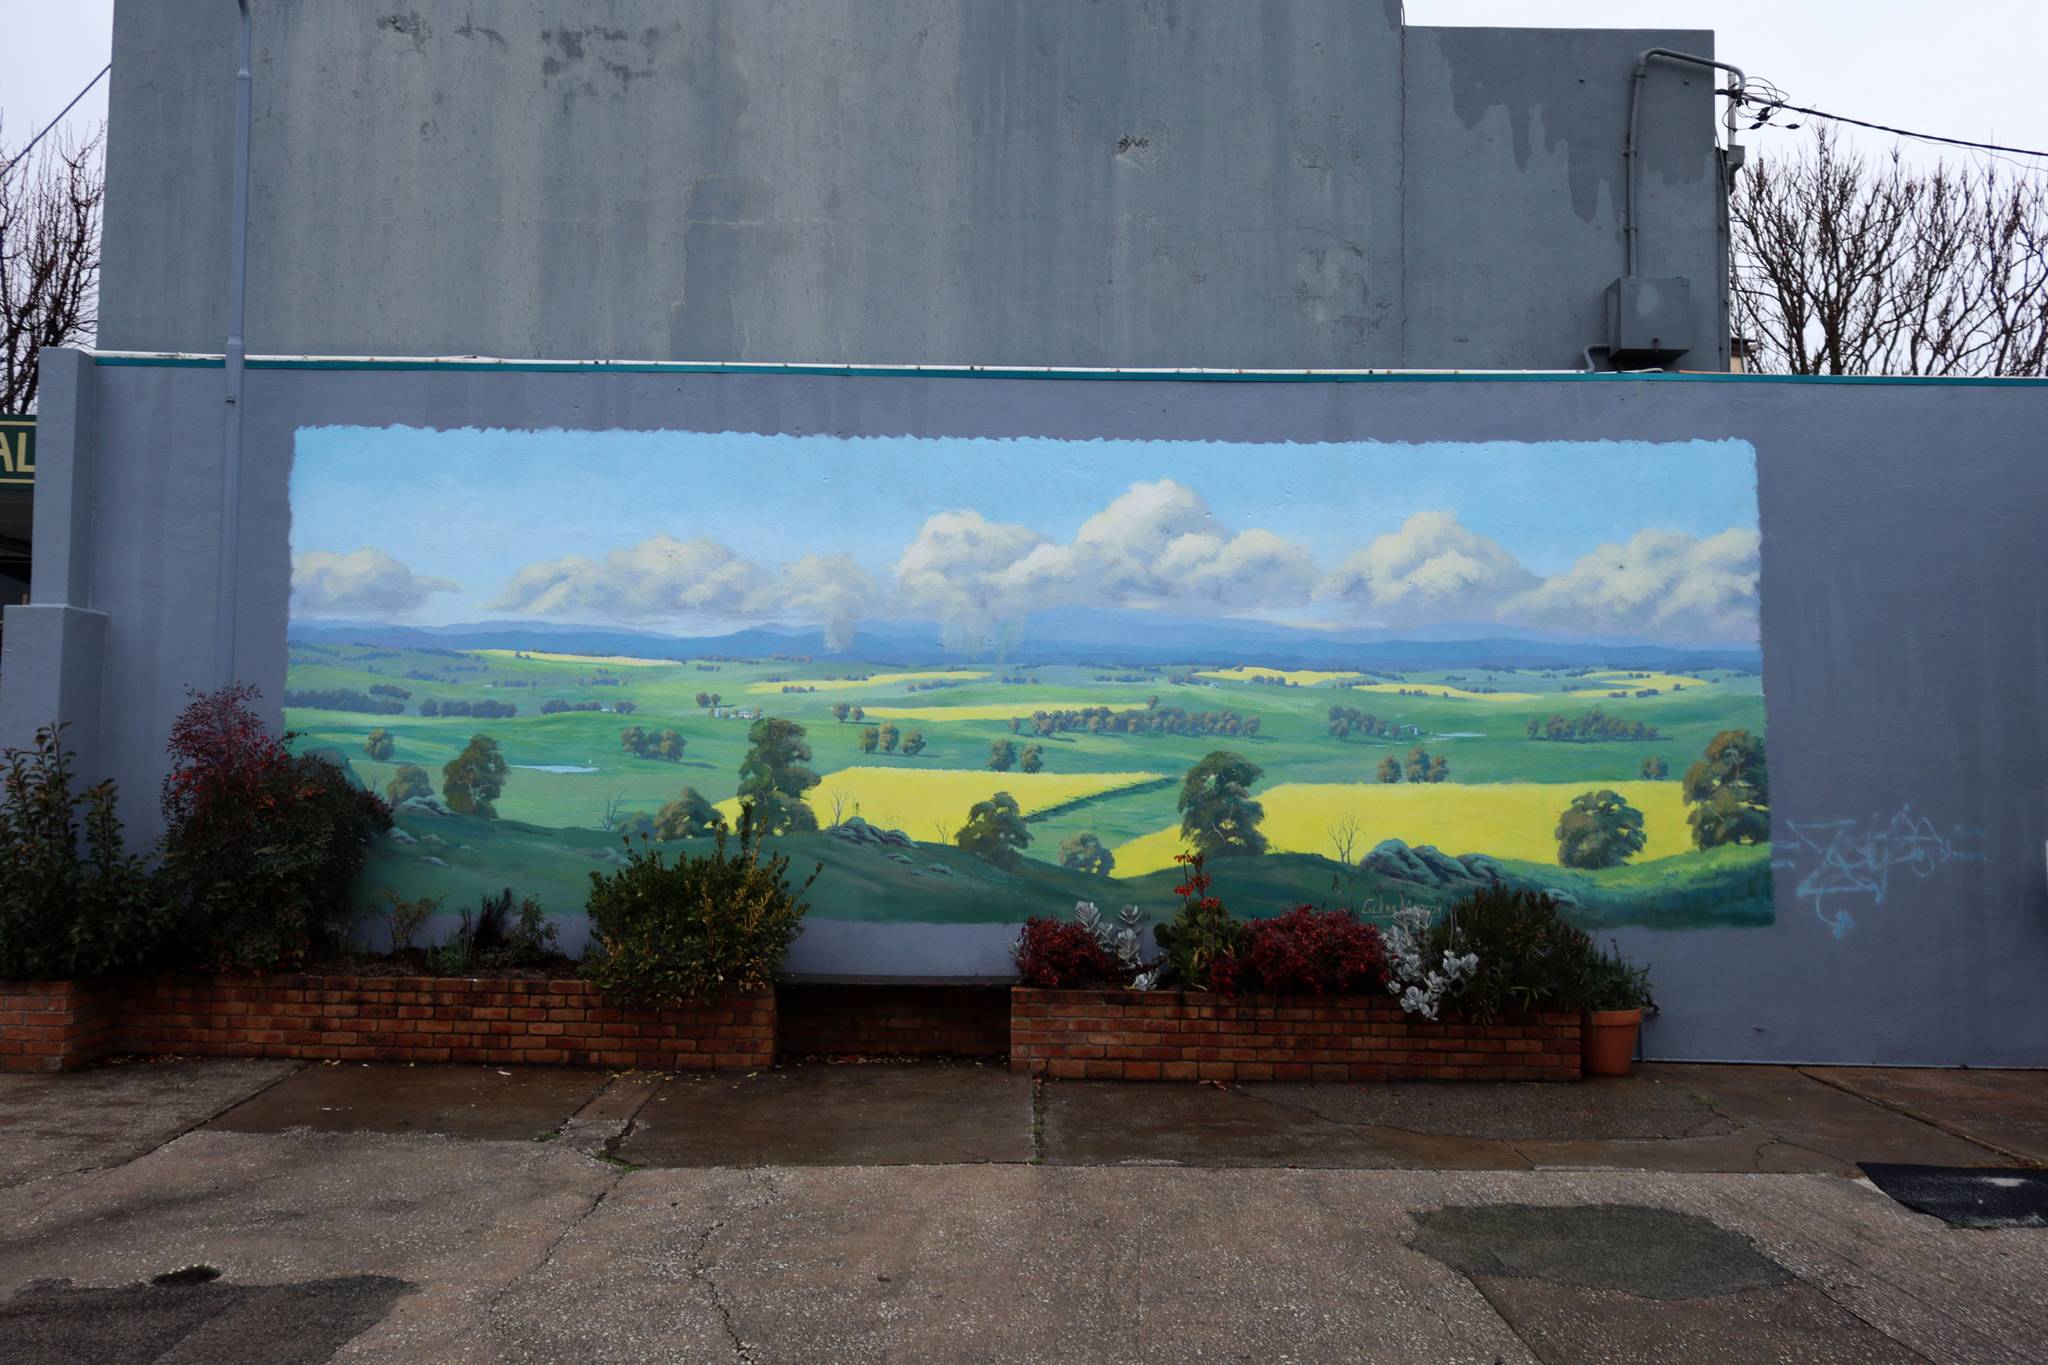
[1581,1007,1643,1076]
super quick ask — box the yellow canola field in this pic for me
[743,671,989,695]
[1110,779,1692,877]
[1583,671,1714,693]
[1198,666,1361,686]
[1344,682,1545,703]
[474,649,676,667]
[715,766,1164,836]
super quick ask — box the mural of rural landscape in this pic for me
[287,428,1771,943]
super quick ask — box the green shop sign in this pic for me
[0,416,30,487]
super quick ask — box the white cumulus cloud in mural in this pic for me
[487,535,883,648]
[895,480,1318,643]
[487,535,766,619]
[482,495,1758,650]
[994,479,1319,614]
[292,548,459,618]
[1321,510,1540,625]
[1319,510,1760,643]
[1504,527,1762,643]
[756,554,885,651]
[893,509,1051,647]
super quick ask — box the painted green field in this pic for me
[288,641,1768,930]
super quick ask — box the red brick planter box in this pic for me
[1010,987,1580,1082]
[0,980,121,1074]
[1,975,774,1073]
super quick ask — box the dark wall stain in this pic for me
[1431,28,1624,224]
[377,11,431,55]
[542,25,661,89]
[454,13,507,48]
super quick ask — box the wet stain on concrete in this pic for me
[1410,1203,1791,1300]
[1,1272,413,1363]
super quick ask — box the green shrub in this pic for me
[366,887,441,957]
[158,685,392,973]
[431,888,562,974]
[0,723,165,980]
[1423,884,1595,1020]
[582,808,817,1006]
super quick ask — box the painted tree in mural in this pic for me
[442,735,508,819]
[363,729,395,762]
[1059,832,1116,876]
[987,739,1017,772]
[385,764,431,806]
[653,788,725,841]
[1555,789,1647,869]
[1020,744,1044,774]
[1376,755,1402,783]
[878,722,900,753]
[1402,746,1450,783]
[620,727,687,762]
[955,791,1030,869]
[1178,751,1267,859]
[736,717,819,835]
[1641,754,1669,780]
[858,726,880,754]
[901,730,926,757]
[1683,729,1770,848]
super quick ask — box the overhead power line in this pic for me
[1722,88,2048,162]
[0,62,111,182]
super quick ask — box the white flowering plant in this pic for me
[1383,903,1479,1020]
[1073,900,1162,990]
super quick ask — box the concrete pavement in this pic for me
[1,1057,2043,1362]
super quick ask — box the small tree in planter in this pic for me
[0,724,164,980]
[1152,852,1243,990]
[582,806,817,1006]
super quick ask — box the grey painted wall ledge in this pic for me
[5,350,2045,1070]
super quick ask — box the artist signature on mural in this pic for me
[1779,806,1984,939]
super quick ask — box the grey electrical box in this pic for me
[1605,276,1693,367]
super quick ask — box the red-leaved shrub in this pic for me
[1012,916,1136,989]
[159,684,390,972]
[1217,906,1390,996]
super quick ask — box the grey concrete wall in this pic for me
[6,352,2046,1067]
[1402,27,1726,371]
[98,2,1722,370]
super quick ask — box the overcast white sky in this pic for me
[4,1,2044,168]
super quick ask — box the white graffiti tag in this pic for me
[1783,806,1984,939]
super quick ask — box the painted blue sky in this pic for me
[290,428,1763,645]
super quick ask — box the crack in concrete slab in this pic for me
[683,1169,784,1363]
[1796,1067,2041,1168]
[1733,1188,2017,1362]
[484,1165,626,1314]
[53,1060,309,1186]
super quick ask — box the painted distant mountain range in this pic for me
[288,606,1760,673]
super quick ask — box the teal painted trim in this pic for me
[87,354,2048,387]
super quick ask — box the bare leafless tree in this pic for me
[1327,813,1362,867]
[1730,128,2048,376]
[0,120,104,412]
